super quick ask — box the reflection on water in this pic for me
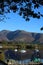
[18,59,43,64]
[41,59,43,63]
[18,59,30,64]
[4,50,43,64]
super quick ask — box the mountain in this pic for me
[0,30,43,43]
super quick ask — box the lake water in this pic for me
[18,59,30,64]
[18,59,43,64]
[5,50,43,64]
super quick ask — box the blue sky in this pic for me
[0,7,43,33]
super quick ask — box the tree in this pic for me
[0,0,43,30]
[2,40,8,45]
[40,27,43,30]
[0,51,5,61]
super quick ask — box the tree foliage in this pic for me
[0,0,43,29]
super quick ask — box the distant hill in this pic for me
[0,30,43,43]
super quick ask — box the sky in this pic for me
[0,5,43,33]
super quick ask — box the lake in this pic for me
[4,50,43,64]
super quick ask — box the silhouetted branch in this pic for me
[0,0,43,30]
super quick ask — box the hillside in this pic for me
[0,30,43,43]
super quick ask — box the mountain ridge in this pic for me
[0,30,43,43]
